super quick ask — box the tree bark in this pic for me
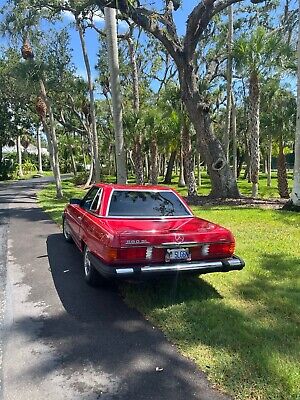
[248,71,260,198]
[178,145,186,187]
[76,18,100,182]
[291,0,300,206]
[267,135,272,187]
[105,7,127,184]
[178,64,239,198]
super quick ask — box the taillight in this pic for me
[119,247,146,261]
[208,242,235,257]
[102,246,118,263]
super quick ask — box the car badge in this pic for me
[175,234,184,243]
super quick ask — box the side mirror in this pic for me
[69,198,82,205]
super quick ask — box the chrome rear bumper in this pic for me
[89,254,245,279]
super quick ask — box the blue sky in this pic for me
[0,0,199,82]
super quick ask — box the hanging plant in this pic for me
[21,38,34,60]
[36,96,47,120]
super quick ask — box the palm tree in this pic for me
[104,7,127,184]
[291,0,300,208]
[234,27,287,198]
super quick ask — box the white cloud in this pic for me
[62,10,75,21]
[61,10,104,24]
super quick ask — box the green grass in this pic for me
[37,178,300,400]
[37,179,85,225]
[122,207,300,400]
[164,170,294,199]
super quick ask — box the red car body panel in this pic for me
[63,184,244,278]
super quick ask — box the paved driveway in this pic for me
[0,178,228,400]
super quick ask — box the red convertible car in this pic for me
[62,184,244,286]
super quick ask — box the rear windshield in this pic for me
[108,190,191,217]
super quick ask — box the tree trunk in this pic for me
[17,135,23,177]
[39,79,63,199]
[178,65,239,198]
[84,129,95,189]
[132,137,144,184]
[224,5,233,161]
[182,121,197,196]
[149,138,158,185]
[76,17,100,182]
[178,145,185,187]
[66,132,77,176]
[248,71,260,198]
[127,34,144,184]
[232,96,237,180]
[277,136,289,198]
[105,7,127,184]
[37,124,43,174]
[144,153,149,182]
[197,153,201,187]
[291,0,300,206]
[164,150,176,184]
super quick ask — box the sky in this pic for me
[0,0,199,82]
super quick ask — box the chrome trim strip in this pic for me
[141,261,224,273]
[158,242,202,248]
[105,188,193,218]
[116,268,134,274]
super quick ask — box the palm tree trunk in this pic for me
[232,96,237,180]
[149,138,158,185]
[105,7,127,184]
[291,0,300,206]
[182,121,197,196]
[197,153,201,187]
[164,150,177,184]
[248,71,260,198]
[267,135,272,187]
[127,34,144,184]
[84,129,95,189]
[178,144,186,187]
[39,79,63,199]
[76,18,100,182]
[37,124,43,174]
[17,135,23,177]
[277,136,289,198]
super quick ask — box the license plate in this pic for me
[166,248,191,262]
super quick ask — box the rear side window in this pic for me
[82,187,102,212]
[108,190,191,217]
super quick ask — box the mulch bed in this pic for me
[185,195,289,210]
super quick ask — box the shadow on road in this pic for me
[42,233,228,399]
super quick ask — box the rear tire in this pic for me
[83,246,104,287]
[63,218,73,243]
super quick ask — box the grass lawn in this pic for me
[37,178,300,400]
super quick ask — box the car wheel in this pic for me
[83,246,103,287]
[63,218,73,243]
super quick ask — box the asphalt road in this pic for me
[0,178,229,400]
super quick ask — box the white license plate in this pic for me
[166,248,191,262]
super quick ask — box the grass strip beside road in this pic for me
[38,180,300,400]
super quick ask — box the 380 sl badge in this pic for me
[125,239,150,245]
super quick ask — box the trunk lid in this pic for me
[103,217,234,247]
